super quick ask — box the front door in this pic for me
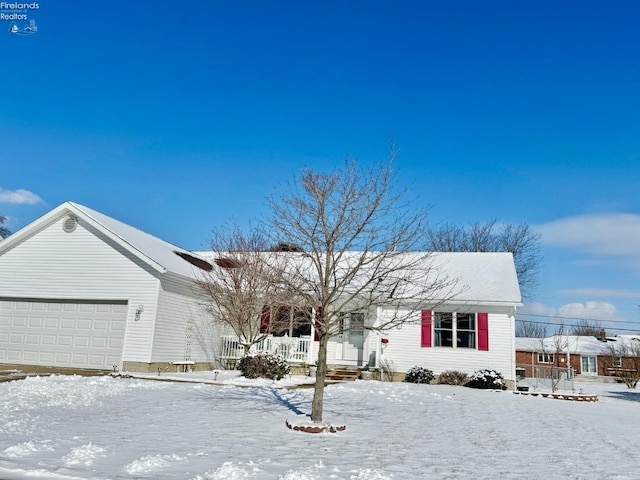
[581,355,597,375]
[335,312,365,365]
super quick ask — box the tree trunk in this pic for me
[311,334,329,422]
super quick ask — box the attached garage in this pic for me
[0,298,127,370]
[0,201,213,373]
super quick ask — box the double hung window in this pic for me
[422,310,488,350]
[433,312,477,348]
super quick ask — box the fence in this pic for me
[517,363,575,392]
[219,335,311,366]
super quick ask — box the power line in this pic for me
[516,312,639,326]
[515,317,640,334]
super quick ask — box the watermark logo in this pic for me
[1,2,39,35]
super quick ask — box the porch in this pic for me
[218,335,313,368]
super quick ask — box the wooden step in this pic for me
[325,367,361,381]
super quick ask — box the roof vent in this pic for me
[62,215,78,233]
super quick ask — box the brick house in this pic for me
[516,334,640,379]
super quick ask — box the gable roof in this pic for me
[0,201,212,280]
[428,251,522,306]
[0,202,522,303]
[197,250,523,307]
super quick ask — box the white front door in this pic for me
[581,355,598,375]
[335,312,365,364]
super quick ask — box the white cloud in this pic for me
[0,188,43,205]
[537,213,640,257]
[558,301,621,322]
[517,300,629,333]
[518,300,621,322]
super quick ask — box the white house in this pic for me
[0,202,213,372]
[375,253,522,382]
[0,202,522,383]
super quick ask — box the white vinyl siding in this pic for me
[0,216,160,364]
[378,306,516,381]
[153,273,212,363]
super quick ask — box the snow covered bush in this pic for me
[465,369,507,390]
[237,353,290,380]
[403,366,435,384]
[438,370,468,385]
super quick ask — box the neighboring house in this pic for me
[516,334,640,378]
[0,202,213,373]
[0,202,523,384]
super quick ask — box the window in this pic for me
[581,355,597,375]
[537,353,554,364]
[456,313,476,349]
[434,312,477,348]
[263,306,312,338]
[421,310,488,350]
[346,312,365,346]
[338,312,365,334]
[613,356,622,368]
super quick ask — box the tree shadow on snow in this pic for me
[191,385,312,417]
[265,388,310,416]
[605,390,640,403]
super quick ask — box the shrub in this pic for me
[465,368,507,390]
[404,366,435,384]
[438,370,468,385]
[237,353,290,380]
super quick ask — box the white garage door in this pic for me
[0,298,128,370]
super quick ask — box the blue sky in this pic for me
[1,1,639,334]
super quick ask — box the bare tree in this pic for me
[197,224,301,356]
[515,320,548,338]
[0,215,10,239]
[605,337,640,389]
[570,319,603,337]
[379,358,397,382]
[266,151,458,422]
[538,323,569,393]
[427,220,541,297]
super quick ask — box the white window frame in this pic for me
[581,355,598,375]
[433,312,477,349]
[537,353,554,364]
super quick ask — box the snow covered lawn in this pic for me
[1,373,639,479]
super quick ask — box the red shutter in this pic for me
[314,307,323,341]
[421,310,432,347]
[477,312,489,351]
[259,305,271,333]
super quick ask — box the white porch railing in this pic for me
[219,335,311,364]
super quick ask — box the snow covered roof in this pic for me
[428,252,521,306]
[0,202,522,301]
[516,335,640,355]
[197,250,522,307]
[0,201,212,280]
